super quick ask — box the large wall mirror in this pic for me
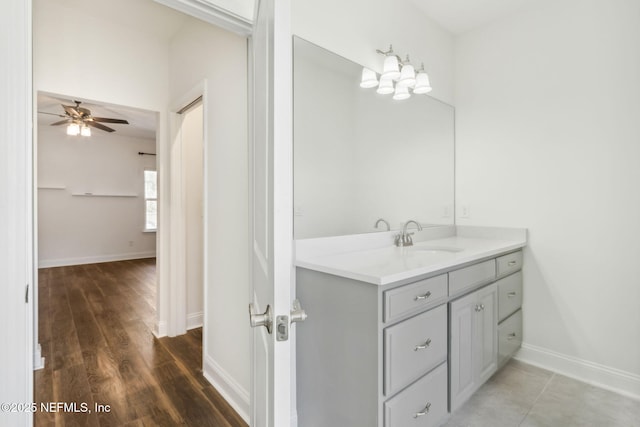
[294,37,455,239]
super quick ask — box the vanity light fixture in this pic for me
[359,68,379,88]
[413,63,432,94]
[359,45,432,100]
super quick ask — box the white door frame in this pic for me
[1,0,34,426]
[165,81,207,337]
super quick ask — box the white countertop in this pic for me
[295,226,527,285]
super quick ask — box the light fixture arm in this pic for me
[375,45,402,62]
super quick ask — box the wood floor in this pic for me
[35,259,248,427]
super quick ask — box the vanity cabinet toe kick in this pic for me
[296,249,524,427]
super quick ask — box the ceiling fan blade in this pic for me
[91,117,129,124]
[38,111,67,118]
[87,121,115,133]
[62,104,81,117]
[50,119,71,126]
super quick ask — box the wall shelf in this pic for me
[38,185,66,190]
[71,192,138,198]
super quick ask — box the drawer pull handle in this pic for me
[507,292,517,298]
[475,304,485,312]
[414,291,432,301]
[414,338,432,351]
[508,260,517,267]
[507,332,517,340]
[413,402,431,418]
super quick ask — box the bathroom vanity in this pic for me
[295,226,526,427]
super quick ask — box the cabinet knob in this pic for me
[414,291,432,301]
[475,304,485,312]
[508,260,517,267]
[414,338,432,351]
[413,402,431,418]
[507,332,517,340]
[507,292,517,298]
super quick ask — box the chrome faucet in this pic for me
[395,220,423,247]
[374,218,390,231]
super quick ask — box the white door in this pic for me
[249,0,293,426]
[1,0,34,426]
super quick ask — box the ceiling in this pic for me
[406,0,538,34]
[38,93,157,140]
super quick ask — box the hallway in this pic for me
[35,259,247,426]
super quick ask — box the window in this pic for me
[144,170,157,231]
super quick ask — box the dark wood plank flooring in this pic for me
[35,259,248,427]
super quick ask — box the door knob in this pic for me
[290,299,307,324]
[249,303,272,334]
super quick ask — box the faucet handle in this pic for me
[404,232,415,246]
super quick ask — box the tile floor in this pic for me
[444,360,640,427]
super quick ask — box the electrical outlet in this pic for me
[294,203,304,217]
[460,204,470,219]
[128,240,134,247]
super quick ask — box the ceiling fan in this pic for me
[39,100,129,134]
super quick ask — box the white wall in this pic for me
[292,0,455,104]
[37,126,157,267]
[455,0,640,396]
[169,19,250,419]
[182,103,204,327]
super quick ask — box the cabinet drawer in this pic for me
[496,251,523,278]
[498,309,522,368]
[497,271,523,322]
[448,259,495,296]
[384,305,447,396]
[384,274,447,322]
[384,362,448,427]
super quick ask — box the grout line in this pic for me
[518,372,556,426]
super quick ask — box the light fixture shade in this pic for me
[393,84,411,100]
[66,123,80,136]
[398,63,416,88]
[413,71,432,94]
[381,55,401,81]
[376,78,394,95]
[360,68,379,88]
[80,124,91,137]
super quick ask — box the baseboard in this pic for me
[187,311,203,330]
[515,342,640,400]
[203,354,250,424]
[155,320,168,338]
[38,251,156,268]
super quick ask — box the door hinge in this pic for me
[25,284,29,303]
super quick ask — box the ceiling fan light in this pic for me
[66,123,80,136]
[80,124,91,137]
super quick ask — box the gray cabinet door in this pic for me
[449,290,476,411]
[450,283,498,411]
[474,283,498,386]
